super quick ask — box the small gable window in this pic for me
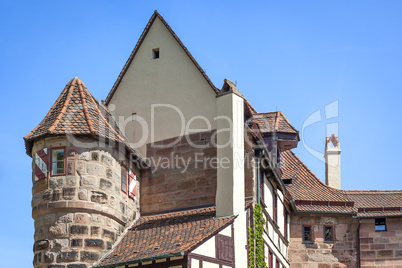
[51,148,65,176]
[153,48,160,59]
[324,225,334,242]
[375,218,386,231]
[303,225,313,242]
[121,164,128,193]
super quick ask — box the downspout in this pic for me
[357,218,361,268]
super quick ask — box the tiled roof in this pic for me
[281,150,402,217]
[24,77,142,159]
[346,191,402,218]
[250,111,298,135]
[95,206,236,268]
[281,150,353,214]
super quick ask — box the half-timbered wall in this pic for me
[188,225,234,268]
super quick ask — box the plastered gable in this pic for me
[108,16,218,156]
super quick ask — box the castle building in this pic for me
[24,11,402,268]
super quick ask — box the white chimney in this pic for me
[324,134,341,189]
[215,81,245,217]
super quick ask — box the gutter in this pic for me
[94,252,185,268]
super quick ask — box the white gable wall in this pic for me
[108,17,218,156]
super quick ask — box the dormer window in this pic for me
[153,48,160,59]
[50,148,65,176]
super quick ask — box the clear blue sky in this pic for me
[1,1,401,266]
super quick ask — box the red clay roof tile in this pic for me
[94,206,236,267]
[250,111,298,135]
[24,77,142,160]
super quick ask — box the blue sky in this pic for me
[1,1,401,267]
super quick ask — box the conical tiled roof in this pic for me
[24,77,142,160]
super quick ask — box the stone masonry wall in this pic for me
[141,130,258,215]
[360,217,402,268]
[289,214,359,268]
[31,136,140,268]
[141,131,217,215]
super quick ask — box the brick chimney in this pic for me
[324,134,341,189]
[215,80,245,217]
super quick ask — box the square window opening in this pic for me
[375,218,386,231]
[153,48,160,59]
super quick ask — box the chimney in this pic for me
[215,80,245,217]
[324,134,341,189]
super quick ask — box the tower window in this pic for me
[51,148,65,176]
[153,48,159,59]
[121,164,128,193]
[375,218,386,231]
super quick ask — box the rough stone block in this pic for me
[81,251,100,261]
[85,239,104,249]
[106,168,113,179]
[100,178,113,191]
[48,265,64,268]
[58,213,74,223]
[91,226,100,236]
[91,191,108,204]
[66,176,78,186]
[76,161,86,174]
[80,175,97,188]
[57,251,78,262]
[91,152,99,161]
[101,154,113,166]
[70,225,88,235]
[78,189,88,201]
[49,224,67,237]
[75,213,87,224]
[106,241,112,250]
[63,187,76,200]
[67,160,75,175]
[34,239,49,250]
[71,239,82,247]
[54,238,69,248]
[43,252,54,263]
[103,229,115,240]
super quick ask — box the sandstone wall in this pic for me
[141,131,217,214]
[289,214,359,268]
[31,136,140,268]
[360,217,402,268]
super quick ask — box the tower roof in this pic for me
[24,77,142,160]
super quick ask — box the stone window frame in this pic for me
[50,147,66,177]
[302,224,313,243]
[121,163,128,194]
[323,225,335,242]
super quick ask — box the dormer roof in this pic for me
[250,111,298,135]
[24,77,142,160]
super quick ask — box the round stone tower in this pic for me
[24,78,142,268]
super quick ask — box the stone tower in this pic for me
[324,134,341,189]
[24,78,142,268]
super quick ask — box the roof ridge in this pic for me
[77,79,96,134]
[47,78,76,133]
[105,11,218,105]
